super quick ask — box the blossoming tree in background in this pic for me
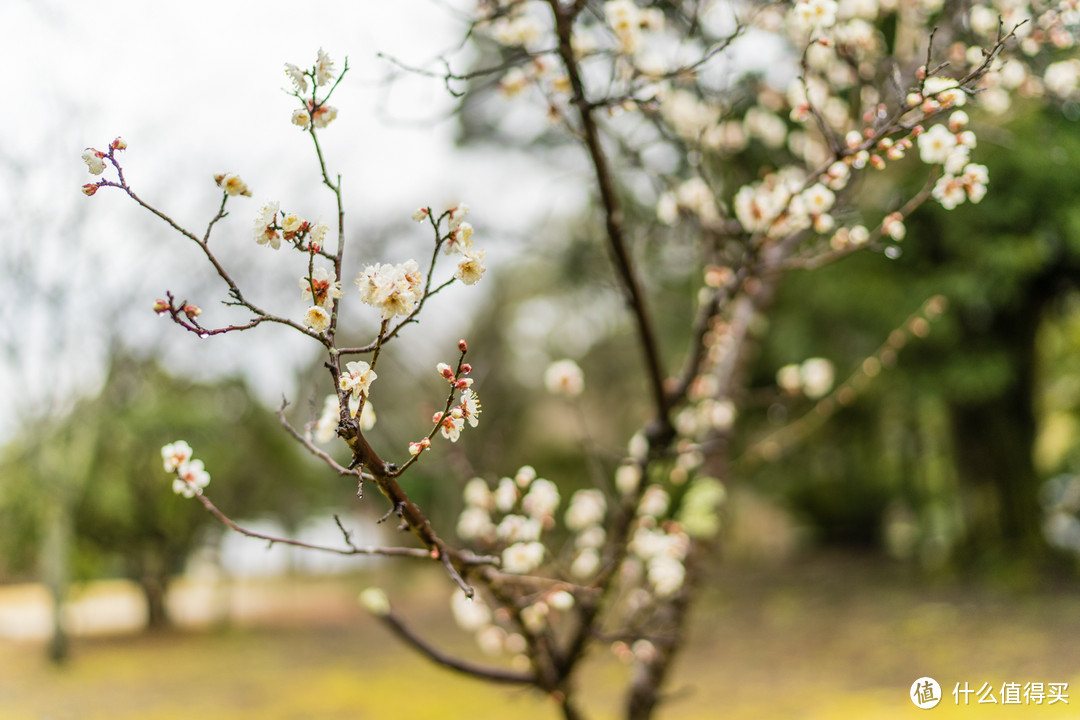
[82,0,1078,717]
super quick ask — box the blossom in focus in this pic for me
[544,359,585,397]
[340,361,376,399]
[356,260,423,319]
[304,306,331,333]
[300,266,343,308]
[216,173,252,197]
[459,389,482,428]
[437,410,466,442]
[455,247,486,286]
[82,149,105,175]
[412,207,430,222]
[917,124,958,165]
[254,201,281,249]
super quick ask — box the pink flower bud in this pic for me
[183,304,202,319]
[153,299,169,314]
[460,363,472,374]
[110,137,127,151]
[458,339,468,353]
[82,183,99,196]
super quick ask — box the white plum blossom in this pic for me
[933,163,990,209]
[458,507,495,540]
[300,267,343,309]
[411,207,430,222]
[173,458,210,498]
[917,124,958,165]
[565,489,607,531]
[312,104,338,129]
[451,589,492,632]
[254,201,281,249]
[312,395,339,444]
[502,541,546,574]
[304,306,331,333]
[437,410,466,442]
[515,465,538,487]
[315,48,335,86]
[494,477,519,513]
[647,555,686,597]
[544,359,585,397]
[161,441,193,472]
[604,0,642,54]
[923,76,966,107]
[571,548,601,579]
[339,358,378,405]
[448,203,470,230]
[218,173,251,197]
[82,149,105,175]
[284,63,308,94]
[463,477,492,509]
[309,221,329,248]
[522,478,560,520]
[497,514,543,543]
[455,247,486,286]
[291,108,311,128]
[615,464,642,495]
[638,485,670,518]
[358,588,390,617]
[356,260,423,319]
[800,358,835,398]
[791,0,839,31]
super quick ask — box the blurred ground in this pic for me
[1,554,1079,719]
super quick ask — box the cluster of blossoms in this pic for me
[79,137,126,195]
[356,259,424,319]
[285,48,339,129]
[160,441,210,499]
[425,356,481,449]
[430,204,487,287]
[449,581,575,665]
[300,266,343,334]
[253,203,329,252]
[456,466,558,574]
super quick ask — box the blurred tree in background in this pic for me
[749,103,1080,571]
[0,353,333,654]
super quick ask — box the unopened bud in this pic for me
[110,137,127,151]
[460,363,472,374]
[153,299,169,314]
[458,339,468,353]
[183,304,202,319]
[82,183,99,196]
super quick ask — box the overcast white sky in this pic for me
[0,0,593,441]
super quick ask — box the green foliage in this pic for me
[0,354,334,587]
